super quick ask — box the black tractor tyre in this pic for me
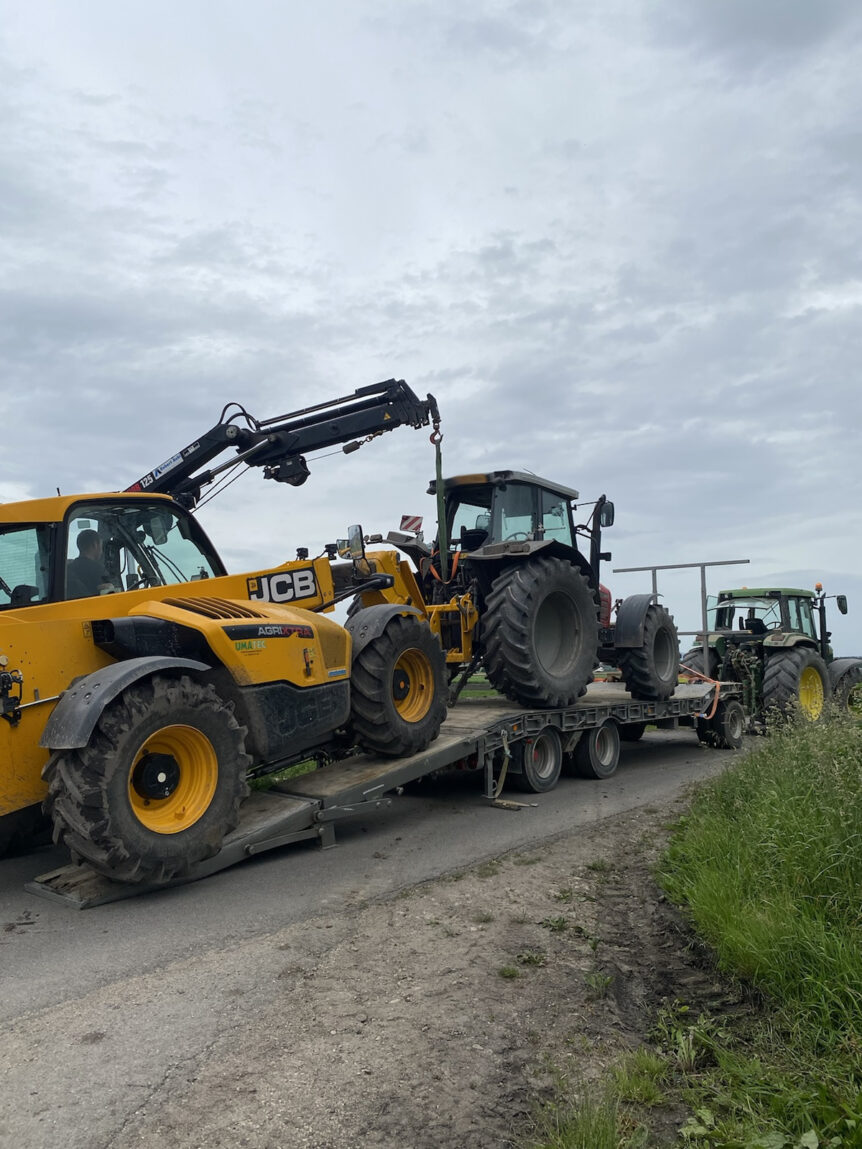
[511,726,563,793]
[349,613,447,757]
[681,646,720,683]
[42,675,251,884]
[617,604,680,701]
[710,699,746,749]
[569,719,621,780]
[835,665,862,715]
[619,722,647,742]
[481,557,598,709]
[762,647,830,722]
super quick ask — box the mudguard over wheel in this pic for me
[349,613,447,757]
[618,604,680,701]
[762,647,829,721]
[43,675,251,884]
[481,557,598,709]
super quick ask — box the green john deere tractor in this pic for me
[682,584,862,730]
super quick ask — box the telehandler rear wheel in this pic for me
[482,557,598,709]
[617,604,680,701]
[43,675,250,884]
[350,614,447,757]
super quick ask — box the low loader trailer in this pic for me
[27,677,741,908]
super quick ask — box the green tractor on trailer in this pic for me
[683,583,862,733]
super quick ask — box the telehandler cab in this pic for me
[0,380,448,881]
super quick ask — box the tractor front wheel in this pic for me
[762,648,829,721]
[349,614,447,757]
[43,675,250,884]
[482,557,598,709]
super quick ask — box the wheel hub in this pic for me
[392,668,410,701]
[132,752,181,801]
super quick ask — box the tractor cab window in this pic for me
[793,597,818,639]
[539,489,573,546]
[64,502,223,600]
[492,483,535,541]
[0,524,52,609]
[449,493,492,552]
[714,596,783,632]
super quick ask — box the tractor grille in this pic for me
[161,597,266,620]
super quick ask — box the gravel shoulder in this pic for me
[1,791,735,1149]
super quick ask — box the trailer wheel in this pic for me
[482,557,598,709]
[619,722,646,742]
[350,614,447,757]
[762,647,829,721]
[618,604,680,701]
[835,665,862,716]
[42,675,250,884]
[570,719,621,779]
[511,727,563,793]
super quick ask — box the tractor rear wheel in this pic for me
[836,665,862,716]
[681,647,719,680]
[43,675,250,884]
[617,604,680,701]
[349,614,447,757]
[482,557,598,709]
[762,648,829,721]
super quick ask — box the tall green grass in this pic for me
[660,713,862,1140]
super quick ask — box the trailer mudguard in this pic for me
[39,656,211,750]
[345,603,422,659]
[828,656,862,691]
[612,594,654,649]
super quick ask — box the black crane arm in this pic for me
[125,379,440,508]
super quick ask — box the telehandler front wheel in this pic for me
[43,675,250,884]
[349,614,447,757]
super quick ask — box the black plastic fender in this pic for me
[612,594,654,649]
[345,603,423,660]
[39,656,211,750]
[828,656,862,692]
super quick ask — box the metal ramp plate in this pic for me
[25,790,319,909]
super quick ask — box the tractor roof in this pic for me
[717,587,815,601]
[428,471,580,501]
[0,491,177,525]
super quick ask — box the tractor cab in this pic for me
[708,588,819,644]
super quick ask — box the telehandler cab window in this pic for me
[63,502,222,600]
[0,524,51,609]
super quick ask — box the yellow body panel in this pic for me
[0,550,347,818]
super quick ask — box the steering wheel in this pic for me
[505,532,530,541]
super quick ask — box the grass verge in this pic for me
[525,713,862,1148]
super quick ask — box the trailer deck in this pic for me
[26,679,737,908]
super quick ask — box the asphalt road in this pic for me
[0,731,729,1026]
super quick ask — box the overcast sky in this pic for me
[2,0,861,649]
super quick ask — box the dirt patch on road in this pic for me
[108,795,736,1149]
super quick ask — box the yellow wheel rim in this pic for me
[798,667,825,720]
[392,648,434,722]
[128,725,218,834]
